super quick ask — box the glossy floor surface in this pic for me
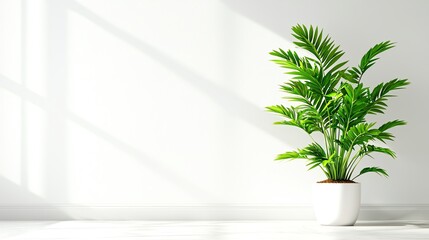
[1,221,428,239]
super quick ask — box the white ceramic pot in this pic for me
[313,182,361,226]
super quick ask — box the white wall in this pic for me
[0,0,428,220]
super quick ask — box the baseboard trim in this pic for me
[0,205,428,220]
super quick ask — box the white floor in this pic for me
[1,221,428,240]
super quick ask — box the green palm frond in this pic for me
[276,142,330,177]
[276,142,326,161]
[270,49,314,69]
[344,41,395,83]
[336,83,370,132]
[291,24,348,74]
[340,122,380,150]
[268,24,408,181]
[368,79,410,114]
[266,105,322,134]
[373,119,407,143]
[379,119,407,132]
[359,144,396,158]
[360,41,395,72]
[352,167,388,180]
[271,51,319,83]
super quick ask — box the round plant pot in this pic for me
[313,182,361,226]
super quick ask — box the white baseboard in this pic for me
[0,205,428,220]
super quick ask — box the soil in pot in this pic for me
[317,179,356,183]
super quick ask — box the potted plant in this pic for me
[267,24,409,226]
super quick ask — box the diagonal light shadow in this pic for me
[0,74,217,203]
[0,176,71,220]
[67,0,294,145]
[66,113,218,203]
[20,0,29,190]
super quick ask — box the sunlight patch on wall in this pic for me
[0,89,21,184]
[0,0,21,84]
[73,0,225,82]
[66,9,228,204]
[64,0,308,205]
[24,0,49,98]
[24,102,48,198]
[66,118,219,205]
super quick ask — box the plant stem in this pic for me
[347,150,365,179]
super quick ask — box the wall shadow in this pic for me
[67,0,297,146]
[0,176,71,220]
[44,0,70,205]
[0,73,217,203]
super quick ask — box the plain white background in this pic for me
[0,0,428,219]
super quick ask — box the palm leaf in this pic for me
[340,122,380,150]
[352,167,388,180]
[336,83,370,132]
[379,119,407,132]
[368,79,410,114]
[266,105,322,134]
[276,143,328,172]
[291,24,347,73]
[345,41,395,83]
[374,119,407,143]
[359,144,396,158]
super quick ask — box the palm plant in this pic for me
[267,24,409,181]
